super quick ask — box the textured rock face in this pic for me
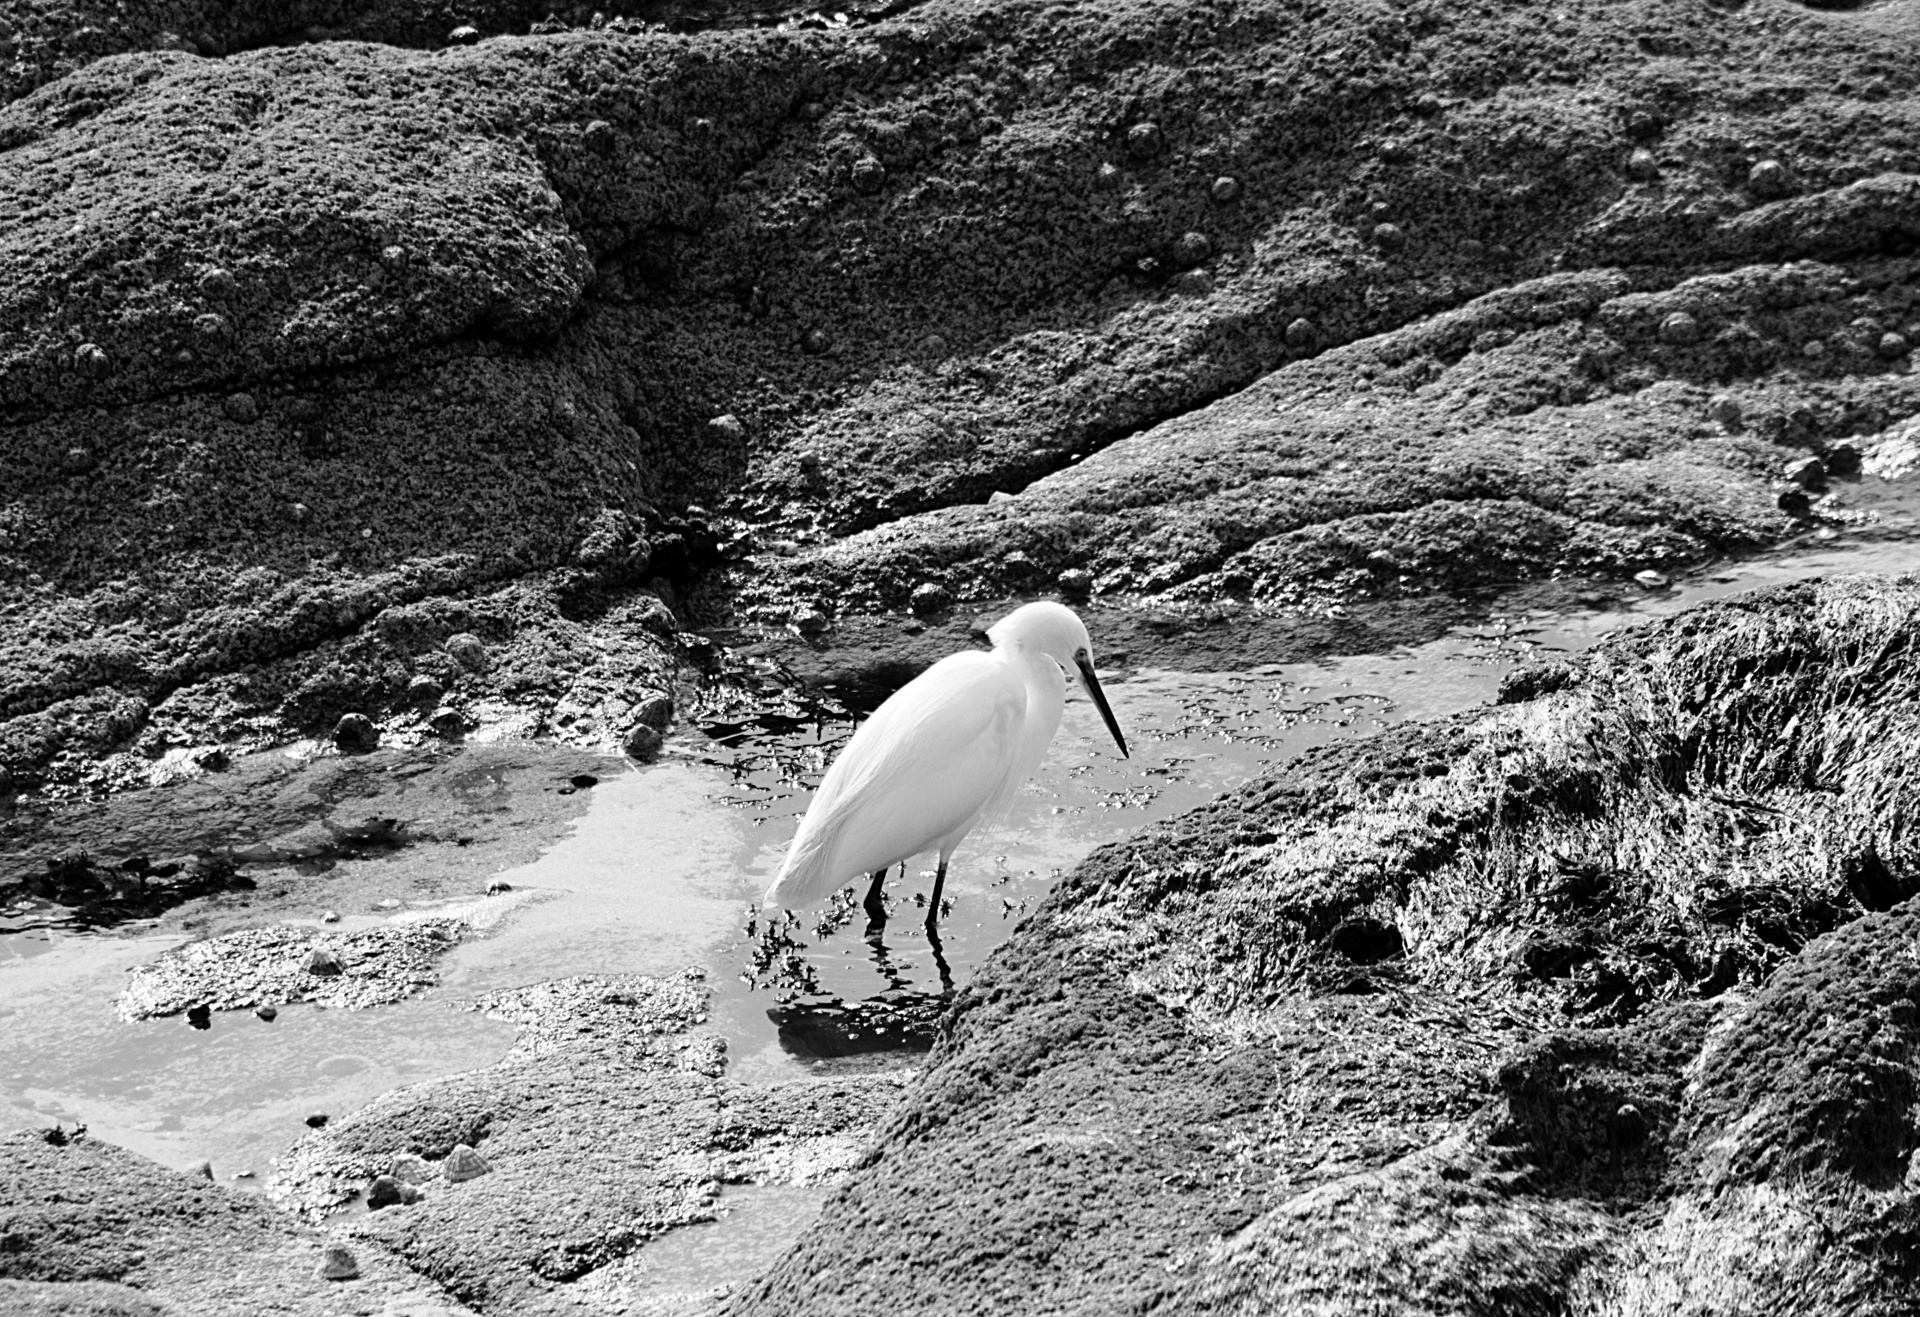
[5,0,1920,790]
[738,573,1920,1315]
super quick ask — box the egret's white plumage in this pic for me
[765,600,1128,935]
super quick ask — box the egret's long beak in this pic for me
[1074,653,1129,758]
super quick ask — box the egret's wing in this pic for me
[767,652,1025,907]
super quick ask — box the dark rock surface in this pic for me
[737,572,1920,1314]
[6,0,1920,792]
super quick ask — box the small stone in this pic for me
[186,1004,211,1030]
[75,343,110,379]
[793,605,831,634]
[406,674,444,707]
[1825,441,1862,477]
[1658,311,1700,345]
[850,157,886,194]
[193,1160,214,1180]
[1376,139,1411,164]
[332,713,378,754]
[920,335,947,356]
[377,898,401,910]
[1370,223,1406,252]
[622,722,664,762]
[442,1143,492,1183]
[708,414,746,448]
[198,267,234,297]
[255,1005,277,1022]
[1124,121,1164,160]
[444,633,488,671]
[1802,339,1827,359]
[428,708,466,738]
[1209,175,1241,203]
[223,392,258,424]
[988,491,1016,505]
[317,1244,359,1281]
[1747,158,1793,199]
[290,502,311,523]
[305,1113,329,1129]
[1624,109,1663,141]
[1459,238,1486,260]
[193,312,228,340]
[1284,317,1316,350]
[305,947,344,976]
[1625,148,1658,180]
[909,582,953,617]
[367,1173,422,1209]
[1777,486,1811,517]
[582,119,614,153]
[448,23,480,43]
[569,773,599,790]
[1610,1102,1648,1148]
[1171,231,1212,268]
[1783,455,1826,489]
[1879,331,1909,358]
[1171,269,1214,296]
[797,449,822,475]
[486,880,514,896]
[1708,394,1743,430]
[1633,570,1670,590]
[64,446,96,474]
[632,691,674,731]
[321,910,340,923]
[1056,568,1093,597]
[800,327,833,355]
[1093,161,1122,190]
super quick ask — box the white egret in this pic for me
[765,600,1129,939]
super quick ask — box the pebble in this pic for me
[193,312,228,340]
[1747,158,1793,199]
[1633,570,1670,590]
[1658,311,1700,345]
[367,1173,422,1210]
[406,674,444,707]
[428,708,466,738]
[1611,1102,1648,1148]
[447,23,480,43]
[444,633,488,670]
[193,1161,214,1180]
[1209,175,1241,203]
[1056,568,1092,597]
[1777,487,1811,517]
[708,414,746,446]
[1625,109,1664,141]
[632,691,674,731]
[909,582,953,616]
[223,392,258,424]
[198,267,234,297]
[1094,162,1121,190]
[1125,121,1164,160]
[317,1244,359,1282]
[1284,317,1316,350]
[1708,394,1743,430]
[377,898,401,910]
[186,1004,211,1030]
[321,910,340,923]
[290,502,311,523]
[1825,441,1862,476]
[1370,222,1407,252]
[622,722,664,762]
[75,343,110,379]
[331,713,378,753]
[796,449,822,476]
[793,605,831,634]
[1880,331,1909,358]
[1783,455,1826,488]
[582,119,613,153]
[305,1113,329,1129]
[64,446,95,474]
[486,880,513,896]
[920,335,947,356]
[255,1005,277,1022]
[305,947,344,976]
[850,157,886,194]
[442,1143,493,1183]
[1171,270,1214,296]
[800,327,833,355]
[1802,339,1827,359]
[1171,231,1212,268]
[1625,148,1658,180]
[1459,239,1486,260]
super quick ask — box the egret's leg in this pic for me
[864,867,889,931]
[924,860,947,937]
[926,924,954,996]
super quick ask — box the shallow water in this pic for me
[0,495,1913,1255]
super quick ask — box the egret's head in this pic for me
[988,601,1129,757]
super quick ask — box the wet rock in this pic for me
[1825,441,1862,477]
[186,1003,211,1030]
[316,1243,359,1281]
[1783,456,1826,489]
[428,708,467,738]
[331,713,378,754]
[622,722,663,762]
[406,674,444,707]
[1879,331,1909,358]
[1284,317,1316,349]
[1709,394,1744,431]
[1210,175,1241,203]
[1777,487,1812,516]
[1125,122,1164,160]
[909,582,953,616]
[442,1143,492,1183]
[222,392,258,424]
[631,691,674,732]
[255,1004,277,1021]
[1658,311,1700,345]
[1747,158,1794,199]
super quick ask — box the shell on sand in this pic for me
[442,1143,492,1183]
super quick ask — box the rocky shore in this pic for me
[5,0,1920,1312]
